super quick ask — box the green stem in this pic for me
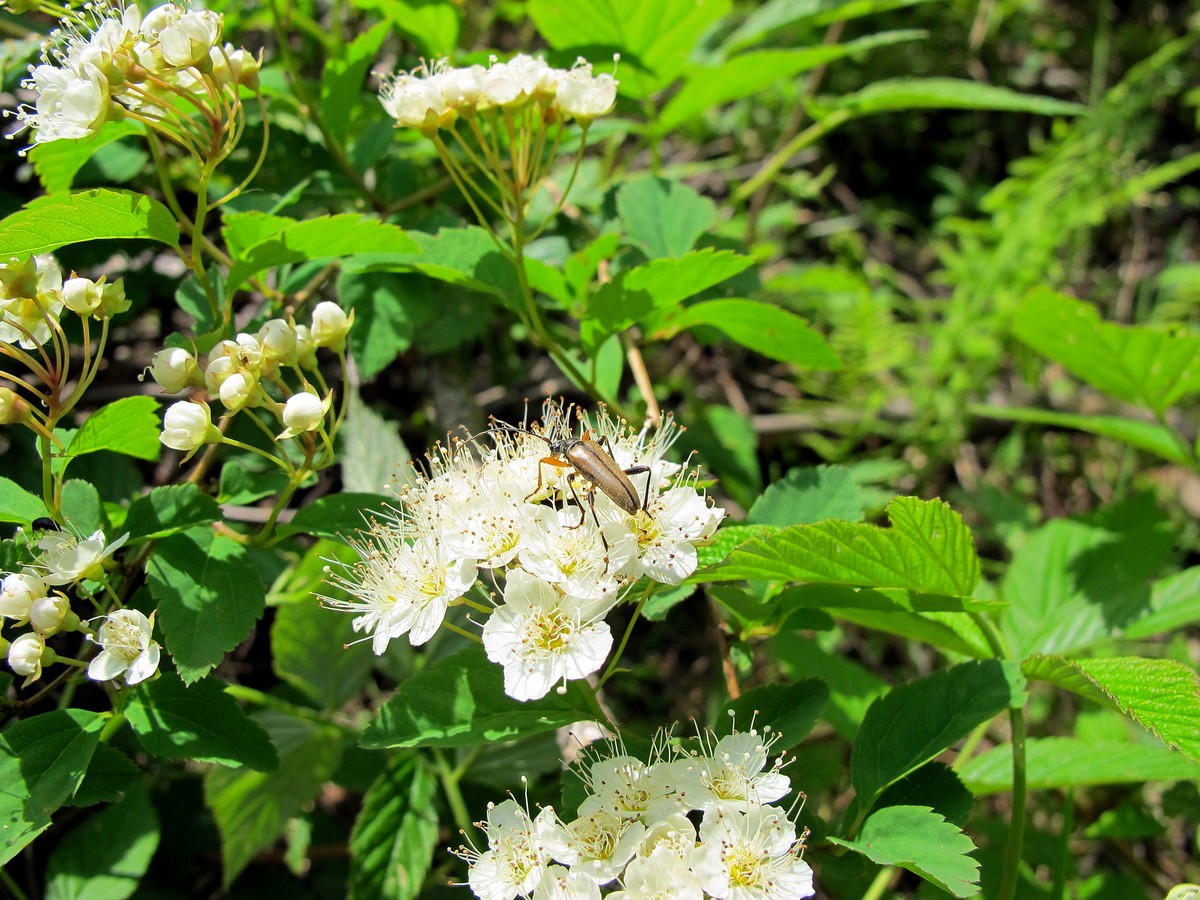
[256,475,302,543]
[733,113,850,203]
[861,865,896,900]
[596,586,649,689]
[224,684,356,736]
[432,748,475,837]
[997,703,1028,900]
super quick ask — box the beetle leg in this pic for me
[623,464,653,511]
[525,455,572,503]
[564,472,611,555]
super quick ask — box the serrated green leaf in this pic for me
[29,121,144,194]
[272,597,373,711]
[0,710,106,866]
[59,397,162,470]
[125,672,278,771]
[656,299,842,369]
[221,212,417,295]
[828,806,980,897]
[1023,655,1200,762]
[342,391,414,494]
[45,782,159,900]
[876,763,974,829]
[204,711,343,887]
[748,466,865,527]
[1013,288,1200,413]
[616,176,716,258]
[320,21,390,147]
[352,0,460,55]
[146,528,266,684]
[835,607,994,659]
[123,484,221,543]
[852,660,1025,806]
[1000,494,1174,657]
[723,0,938,52]
[702,496,981,598]
[60,479,103,534]
[529,0,731,99]
[694,524,777,572]
[960,737,1200,794]
[970,403,1190,464]
[660,33,925,132]
[361,646,593,748]
[1123,567,1200,639]
[823,78,1085,120]
[0,476,49,525]
[0,189,179,256]
[217,456,293,505]
[721,680,829,744]
[70,746,138,808]
[349,754,439,900]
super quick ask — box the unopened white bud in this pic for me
[0,572,47,621]
[8,632,46,680]
[149,347,199,393]
[29,594,71,635]
[62,276,103,314]
[310,302,352,351]
[204,355,237,393]
[281,391,325,436]
[257,318,297,368]
[161,401,219,454]
[0,388,31,425]
[218,371,256,411]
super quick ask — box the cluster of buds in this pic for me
[8,0,259,156]
[324,399,724,701]
[380,54,618,132]
[153,301,352,460]
[1,527,160,689]
[456,722,815,899]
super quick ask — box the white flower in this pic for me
[218,371,257,412]
[309,301,352,350]
[555,59,618,121]
[482,569,615,702]
[691,807,814,900]
[148,346,199,393]
[14,62,110,146]
[325,531,477,653]
[483,54,558,107]
[87,609,161,686]
[161,400,219,454]
[210,42,259,89]
[29,594,72,635]
[518,505,633,602]
[577,755,687,822]
[445,488,529,570]
[39,529,128,585]
[682,731,791,812]
[278,390,327,437]
[438,64,486,109]
[209,333,263,373]
[0,254,65,348]
[636,812,700,863]
[7,632,47,682]
[609,849,703,900]
[624,484,726,585]
[141,3,222,68]
[532,865,601,900]
[0,571,48,622]
[459,799,557,900]
[544,807,645,886]
[380,65,451,129]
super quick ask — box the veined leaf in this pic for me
[30,120,143,194]
[319,21,390,147]
[348,755,439,900]
[0,477,49,526]
[58,396,162,470]
[748,465,865,527]
[721,680,829,744]
[616,176,716,259]
[819,78,1085,120]
[724,0,940,52]
[0,189,180,256]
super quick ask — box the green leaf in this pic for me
[204,711,344,887]
[221,212,417,295]
[320,21,391,147]
[852,660,1025,807]
[654,299,842,369]
[123,484,221,543]
[702,496,981,598]
[616,176,716,258]
[29,121,144,194]
[217,456,293,506]
[584,249,755,346]
[876,763,974,829]
[0,710,106,866]
[1023,655,1200,762]
[361,646,594,748]
[773,635,885,740]
[125,672,278,770]
[721,680,829,744]
[822,77,1085,120]
[0,189,180,256]
[60,479,103,534]
[146,528,267,684]
[970,403,1190,464]
[748,466,865,526]
[71,746,138,808]
[0,476,49,525]
[1013,288,1200,413]
[999,494,1174,657]
[60,396,162,468]
[529,0,732,99]
[724,0,939,52]
[351,0,460,55]
[45,782,160,900]
[694,523,776,571]
[827,806,980,898]
[1123,567,1200,639]
[341,391,414,495]
[276,492,393,543]
[349,755,439,900]
[960,737,1200,794]
[834,607,994,659]
[659,34,926,132]
[272,596,374,711]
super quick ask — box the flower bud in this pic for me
[161,400,220,454]
[149,347,200,393]
[0,388,32,425]
[257,318,297,370]
[281,391,326,436]
[209,333,263,373]
[0,571,47,621]
[29,594,71,635]
[142,4,222,68]
[8,632,46,681]
[204,355,237,393]
[310,302,352,351]
[555,60,618,121]
[62,276,103,315]
[219,371,256,411]
[211,43,259,89]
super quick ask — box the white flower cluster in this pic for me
[380,54,618,131]
[9,0,258,149]
[154,301,351,457]
[457,725,815,900]
[2,528,159,688]
[1,253,127,349]
[324,400,724,701]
